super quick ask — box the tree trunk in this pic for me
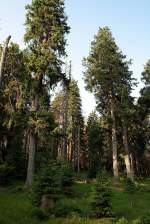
[110,95,119,183]
[25,132,37,189]
[25,95,38,189]
[77,126,80,173]
[40,195,55,214]
[130,153,134,180]
[62,83,69,160]
[0,35,11,87]
[122,124,134,181]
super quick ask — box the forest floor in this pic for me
[0,179,150,224]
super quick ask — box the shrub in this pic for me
[125,178,136,194]
[116,217,129,224]
[54,201,81,217]
[75,172,87,182]
[92,170,113,218]
[132,218,142,224]
[131,214,150,224]
[31,207,48,220]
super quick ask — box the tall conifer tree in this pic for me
[24,0,70,188]
[83,27,134,182]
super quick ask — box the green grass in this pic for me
[113,178,150,220]
[0,179,150,224]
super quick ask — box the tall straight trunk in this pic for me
[25,95,38,189]
[62,83,69,160]
[0,35,11,87]
[122,124,134,181]
[110,95,119,183]
[77,126,80,173]
[25,132,37,188]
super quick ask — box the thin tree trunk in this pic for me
[110,95,119,183]
[0,35,11,87]
[122,124,134,181]
[62,83,69,160]
[130,153,134,180]
[77,126,80,173]
[135,156,139,176]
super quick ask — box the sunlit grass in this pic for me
[0,179,150,224]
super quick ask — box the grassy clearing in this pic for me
[0,179,150,224]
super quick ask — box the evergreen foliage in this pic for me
[86,112,104,178]
[92,170,113,218]
[32,160,74,206]
[125,178,136,194]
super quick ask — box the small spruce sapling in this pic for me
[92,170,113,218]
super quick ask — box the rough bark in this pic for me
[25,95,38,189]
[0,35,11,87]
[122,124,134,181]
[25,132,37,188]
[110,95,119,183]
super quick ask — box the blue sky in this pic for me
[0,0,150,117]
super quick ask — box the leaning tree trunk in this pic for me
[0,35,11,87]
[122,124,134,181]
[110,94,119,183]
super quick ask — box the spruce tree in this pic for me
[92,170,113,218]
[24,0,70,188]
[83,27,134,183]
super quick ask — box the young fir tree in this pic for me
[92,170,113,218]
[24,0,70,188]
[83,27,133,183]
